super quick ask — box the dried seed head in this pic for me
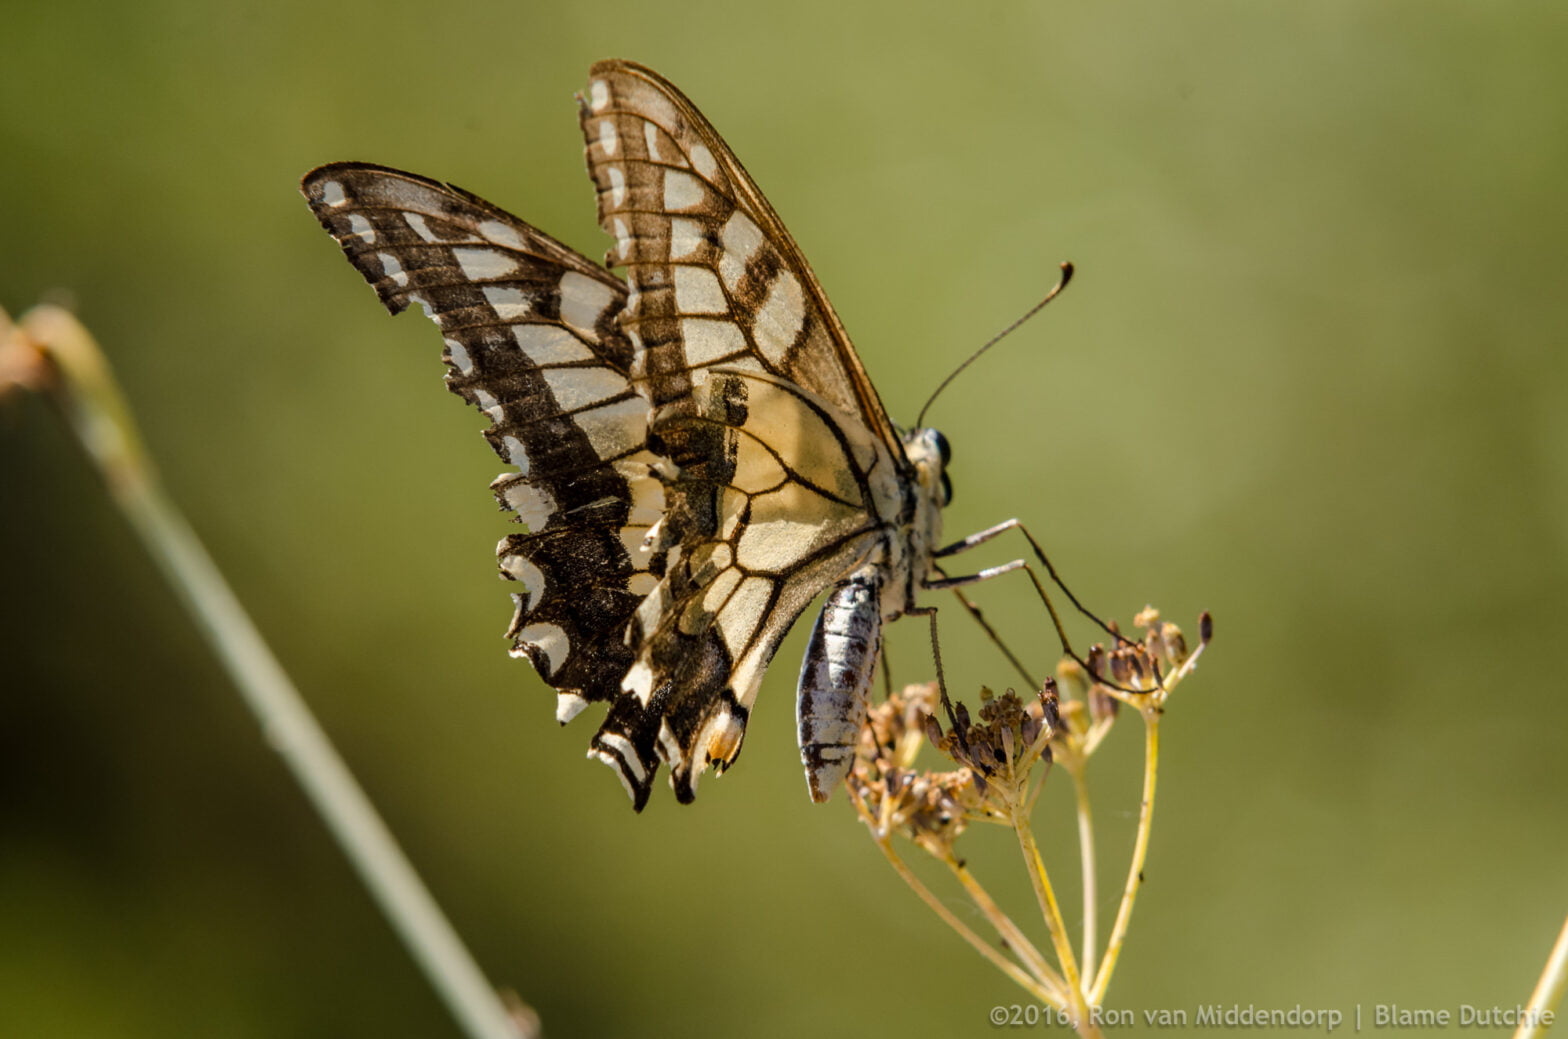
[851,683,992,848]
[1038,679,1063,733]
[858,681,942,773]
[1090,687,1120,723]
[923,687,1058,808]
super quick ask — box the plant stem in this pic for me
[1090,710,1161,1004]
[18,306,522,1039]
[868,826,1058,1005]
[1014,809,1102,1037]
[1072,770,1098,975]
[944,855,1065,998]
[1515,910,1568,1039]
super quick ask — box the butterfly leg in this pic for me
[900,603,974,762]
[924,558,1026,589]
[927,518,1144,690]
[922,559,1051,700]
[937,581,1041,691]
[933,518,1126,645]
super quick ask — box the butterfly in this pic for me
[302,60,1041,810]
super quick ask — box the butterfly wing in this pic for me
[301,164,665,732]
[578,61,911,802]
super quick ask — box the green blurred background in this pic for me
[5,2,1566,1036]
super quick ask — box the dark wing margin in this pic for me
[301,162,671,808]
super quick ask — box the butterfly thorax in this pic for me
[876,426,950,623]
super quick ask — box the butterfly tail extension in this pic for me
[588,670,752,809]
[797,567,884,802]
[588,696,667,811]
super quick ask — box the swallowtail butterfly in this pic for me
[303,60,1027,809]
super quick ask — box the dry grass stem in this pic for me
[3,303,524,1039]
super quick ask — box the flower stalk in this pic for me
[848,604,1212,1038]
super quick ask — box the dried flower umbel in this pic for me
[848,608,1212,1039]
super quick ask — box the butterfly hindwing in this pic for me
[577,62,910,800]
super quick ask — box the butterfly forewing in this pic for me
[301,163,665,727]
[579,62,901,445]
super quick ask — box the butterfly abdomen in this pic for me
[797,567,885,802]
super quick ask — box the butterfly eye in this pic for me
[931,429,952,466]
[940,471,954,506]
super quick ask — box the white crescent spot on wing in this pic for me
[595,732,647,783]
[623,659,656,705]
[443,338,473,375]
[471,387,505,424]
[657,718,682,765]
[498,547,546,609]
[501,435,530,473]
[556,692,589,724]
[516,621,569,673]
[377,252,409,287]
[499,479,557,530]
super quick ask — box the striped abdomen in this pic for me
[796,567,883,802]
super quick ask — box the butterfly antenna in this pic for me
[915,261,1074,429]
